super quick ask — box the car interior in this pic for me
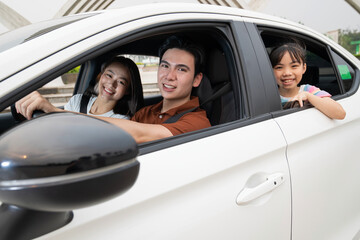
[74,30,238,127]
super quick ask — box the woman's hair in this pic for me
[269,39,307,68]
[158,35,205,76]
[87,56,144,117]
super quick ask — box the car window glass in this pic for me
[305,49,340,95]
[330,50,355,92]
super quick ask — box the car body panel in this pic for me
[275,94,360,239]
[40,119,291,239]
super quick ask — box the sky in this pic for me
[0,0,359,34]
[259,0,360,33]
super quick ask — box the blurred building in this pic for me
[0,0,359,34]
[0,0,266,33]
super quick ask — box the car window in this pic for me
[259,29,355,99]
[0,23,242,146]
[330,50,356,92]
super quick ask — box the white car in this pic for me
[0,3,359,240]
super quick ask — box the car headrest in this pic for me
[206,49,230,85]
[301,66,319,85]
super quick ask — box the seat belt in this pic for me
[164,82,231,124]
[80,94,91,114]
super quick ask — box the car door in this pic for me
[42,122,291,240]
[276,63,360,239]
[254,26,360,239]
[0,10,292,239]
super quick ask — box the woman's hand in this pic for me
[15,91,59,120]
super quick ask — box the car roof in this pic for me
[0,3,344,82]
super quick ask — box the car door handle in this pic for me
[236,173,285,205]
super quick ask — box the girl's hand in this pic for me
[15,91,58,120]
[291,92,310,107]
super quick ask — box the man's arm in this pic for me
[98,117,173,143]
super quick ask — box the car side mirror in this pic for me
[0,112,139,240]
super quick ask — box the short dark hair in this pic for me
[158,35,205,76]
[269,39,307,68]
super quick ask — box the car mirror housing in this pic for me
[0,112,139,239]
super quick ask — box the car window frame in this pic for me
[0,18,254,153]
[254,25,356,115]
[328,47,359,97]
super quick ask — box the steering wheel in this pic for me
[11,104,45,122]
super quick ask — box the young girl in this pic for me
[269,42,346,120]
[16,56,144,119]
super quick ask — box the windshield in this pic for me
[0,13,98,54]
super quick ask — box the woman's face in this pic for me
[98,62,130,101]
[273,51,306,91]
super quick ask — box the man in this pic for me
[15,36,211,143]
[100,36,211,143]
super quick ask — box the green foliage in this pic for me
[339,29,360,55]
[67,66,80,74]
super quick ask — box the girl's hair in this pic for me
[269,40,307,68]
[87,56,144,117]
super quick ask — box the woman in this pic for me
[15,56,144,119]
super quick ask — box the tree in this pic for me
[339,29,360,55]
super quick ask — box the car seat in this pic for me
[193,48,236,125]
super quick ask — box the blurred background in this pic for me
[0,0,359,57]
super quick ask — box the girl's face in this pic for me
[273,51,306,91]
[98,62,130,101]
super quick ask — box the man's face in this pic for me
[157,48,202,103]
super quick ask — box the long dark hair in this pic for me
[86,56,144,117]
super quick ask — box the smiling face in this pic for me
[98,62,130,102]
[273,51,307,96]
[157,48,202,107]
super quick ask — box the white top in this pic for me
[64,94,129,119]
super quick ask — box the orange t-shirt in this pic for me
[131,96,211,136]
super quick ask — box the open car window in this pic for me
[0,22,243,150]
[259,28,357,101]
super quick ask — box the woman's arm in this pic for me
[15,91,64,119]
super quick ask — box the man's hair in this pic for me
[158,35,205,76]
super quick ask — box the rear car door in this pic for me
[254,24,360,239]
